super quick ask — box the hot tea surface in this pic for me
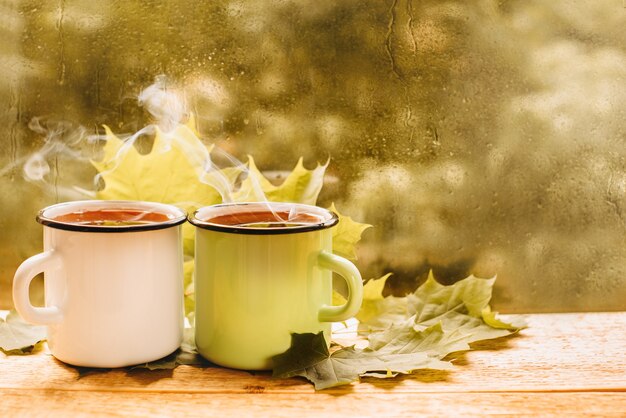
[53,209,173,226]
[205,210,322,229]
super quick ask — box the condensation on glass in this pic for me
[0,1,624,312]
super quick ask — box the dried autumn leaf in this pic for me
[0,310,46,354]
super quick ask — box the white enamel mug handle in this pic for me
[317,251,363,322]
[13,251,64,325]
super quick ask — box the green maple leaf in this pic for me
[272,332,452,390]
[356,296,415,332]
[0,310,47,354]
[368,313,513,357]
[273,273,525,390]
[411,270,495,325]
[358,270,525,333]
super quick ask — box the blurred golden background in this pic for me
[1,0,625,312]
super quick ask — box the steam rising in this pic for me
[0,118,95,200]
[132,76,292,216]
[10,75,298,222]
[95,76,242,203]
[138,75,187,132]
[24,118,86,182]
[0,118,87,187]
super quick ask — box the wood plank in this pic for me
[0,389,624,417]
[1,313,625,395]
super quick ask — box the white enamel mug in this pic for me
[12,200,186,368]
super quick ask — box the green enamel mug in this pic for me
[189,202,364,370]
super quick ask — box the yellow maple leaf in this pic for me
[357,273,393,324]
[232,156,328,204]
[328,203,372,261]
[183,258,195,325]
[335,273,393,325]
[92,116,241,255]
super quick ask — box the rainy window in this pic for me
[0,1,624,312]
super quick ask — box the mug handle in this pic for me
[13,251,64,325]
[317,251,363,322]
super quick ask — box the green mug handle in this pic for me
[317,251,363,322]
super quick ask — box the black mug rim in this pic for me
[188,202,339,235]
[37,200,187,233]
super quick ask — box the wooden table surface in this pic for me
[1,312,625,417]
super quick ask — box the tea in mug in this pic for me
[205,210,323,229]
[53,209,173,226]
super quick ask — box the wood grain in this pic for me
[0,390,624,417]
[1,312,625,416]
[0,389,626,418]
